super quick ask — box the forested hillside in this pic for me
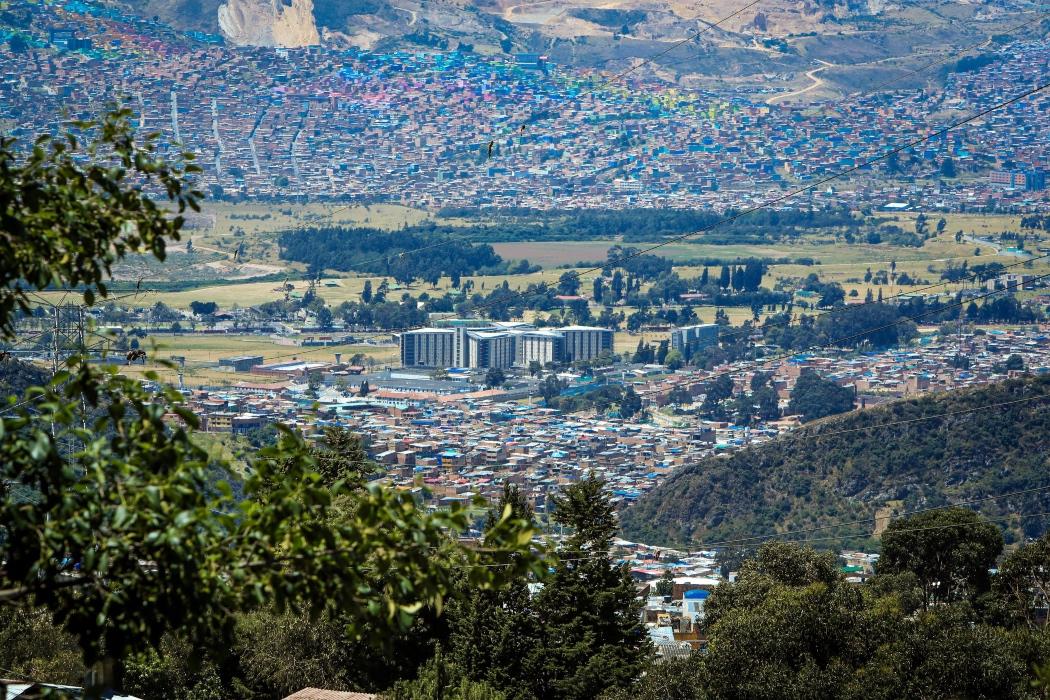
[620,377,1050,548]
[0,357,50,397]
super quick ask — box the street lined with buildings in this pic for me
[169,324,1050,524]
[2,1,1048,212]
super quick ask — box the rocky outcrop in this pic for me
[218,0,320,47]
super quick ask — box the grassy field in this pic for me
[30,269,575,310]
[492,238,939,267]
[108,333,399,388]
[25,208,1049,380]
[152,202,439,279]
[190,202,433,237]
[33,223,1048,327]
[125,202,1039,291]
[143,203,1037,282]
[614,330,673,355]
[492,242,617,267]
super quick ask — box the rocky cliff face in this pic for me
[218,0,320,47]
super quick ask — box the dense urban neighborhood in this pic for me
[6,0,1050,697]
[158,323,1049,512]
[1,0,1049,211]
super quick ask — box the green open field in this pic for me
[134,202,441,281]
[108,333,399,388]
[190,201,434,238]
[26,207,1050,379]
[492,242,618,267]
[120,202,1044,291]
[32,268,573,310]
[137,204,1041,283]
[33,213,1049,337]
[492,219,1005,269]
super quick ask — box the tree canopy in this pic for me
[0,110,539,687]
[878,508,1003,609]
[787,370,855,422]
[685,536,1050,700]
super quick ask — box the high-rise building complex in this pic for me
[669,324,719,357]
[397,323,612,369]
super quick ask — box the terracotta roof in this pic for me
[282,690,377,700]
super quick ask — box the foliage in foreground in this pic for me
[607,519,1050,700]
[1,480,650,700]
[0,109,539,689]
[76,507,1050,700]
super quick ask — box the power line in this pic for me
[590,14,1049,180]
[23,287,158,312]
[127,382,1050,570]
[222,135,1050,367]
[661,250,1050,350]
[483,10,1048,170]
[538,0,763,108]
[501,80,1050,309]
[776,509,1050,548]
[21,239,1045,411]
[248,504,1050,575]
[319,77,1050,345]
[32,26,1048,356]
[620,268,1050,407]
[16,25,1050,409]
[696,473,1050,550]
[307,0,766,226]
[226,260,1050,386]
[837,13,1048,101]
[469,0,765,160]
[292,12,1049,271]
[793,393,1050,442]
[10,303,1048,554]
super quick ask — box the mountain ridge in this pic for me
[114,0,1031,90]
[619,376,1050,549]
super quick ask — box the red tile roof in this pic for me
[282,689,377,700]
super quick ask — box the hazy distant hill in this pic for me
[619,376,1050,549]
[115,0,1039,91]
[123,0,224,34]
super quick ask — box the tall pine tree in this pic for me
[526,476,649,699]
[449,486,540,700]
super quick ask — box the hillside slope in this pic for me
[0,358,51,398]
[116,0,1036,89]
[620,377,1050,548]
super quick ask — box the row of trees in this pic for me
[686,369,849,424]
[278,225,533,286]
[761,302,919,351]
[431,206,861,243]
[10,492,1050,699]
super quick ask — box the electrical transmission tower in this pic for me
[3,297,135,400]
[50,302,87,375]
